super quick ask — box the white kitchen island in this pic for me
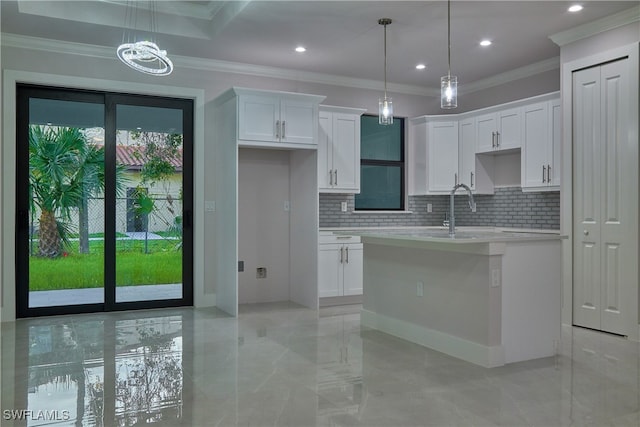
[348,227,565,368]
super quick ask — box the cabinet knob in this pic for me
[583,230,589,236]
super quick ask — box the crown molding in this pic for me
[549,5,640,47]
[2,33,557,98]
[1,33,434,96]
[460,57,560,95]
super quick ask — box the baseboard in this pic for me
[320,295,363,307]
[361,309,505,368]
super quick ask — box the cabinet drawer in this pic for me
[319,233,361,244]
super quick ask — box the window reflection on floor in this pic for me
[24,316,184,426]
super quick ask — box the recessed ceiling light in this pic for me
[568,4,583,12]
[416,63,426,70]
[295,46,306,53]
[480,40,492,47]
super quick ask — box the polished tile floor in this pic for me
[1,302,638,426]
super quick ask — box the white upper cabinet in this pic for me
[428,120,459,193]
[458,117,476,190]
[409,117,458,195]
[521,98,561,191]
[476,107,522,153]
[235,88,324,148]
[318,106,366,193]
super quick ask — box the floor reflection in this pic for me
[2,304,639,426]
[3,312,189,426]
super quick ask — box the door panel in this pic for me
[599,59,637,335]
[573,66,602,330]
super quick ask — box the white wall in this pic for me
[237,148,291,304]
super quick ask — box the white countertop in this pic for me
[320,226,565,247]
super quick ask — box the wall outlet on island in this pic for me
[341,201,348,212]
[417,281,424,297]
[427,203,432,213]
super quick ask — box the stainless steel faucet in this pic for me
[449,183,476,237]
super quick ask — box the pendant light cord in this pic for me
[384,21,388,96]
[447,0,451,78]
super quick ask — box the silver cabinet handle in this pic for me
[340,246,344,263]
[547,164,551,183]
[492,132,496,148]
[329,169,333,186]
[346,246,349,263]
[470,172,474,187]
[496,131,500,147]
[282,120,286,139]
[335,170,338,186]
[275,120,280,139]
[542,165,546,183]
[455,173,458,185]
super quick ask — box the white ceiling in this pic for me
[1,1,637,93]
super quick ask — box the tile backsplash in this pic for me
[319,187,560,229]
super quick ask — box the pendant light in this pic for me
[441,0,457,109]
[117,1,173,76]
[378,18,393,125]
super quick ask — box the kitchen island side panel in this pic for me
[362,243,498,347]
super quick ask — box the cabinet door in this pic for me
[281,98,317,144]
[318,112,333,190]
[238,94,279,142]
[458,118,476,189]
[549,99,561,187]
[332,113,360,192]
[342,244,363,296]
[428,121,459,192]
[475,113,496,153]
[496,107,521,150]
[319,244,342,298]
[522,102,549,188]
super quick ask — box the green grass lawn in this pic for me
[29,239,182,291]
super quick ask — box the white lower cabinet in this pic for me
[319,235,363,298]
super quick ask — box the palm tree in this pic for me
[29,126,105,258]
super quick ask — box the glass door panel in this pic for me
[114,104,184,303]
[25,97,105,309]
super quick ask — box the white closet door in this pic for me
[573,57,637,336]
[599,59,637,335]
[573,65,602,331]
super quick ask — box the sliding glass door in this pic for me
[16,86,193,317]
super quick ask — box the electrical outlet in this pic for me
[417,281,424,297]
[284,201,290,212]
[257,267,267,279]
[427,203,432,213]
[341,201,348,212]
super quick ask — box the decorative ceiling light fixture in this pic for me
[117,1,173,76]
[441,0,457,109]
[378,18,393,125]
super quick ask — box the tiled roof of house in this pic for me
[116,145,182,171]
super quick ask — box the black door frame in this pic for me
[16,85,194,317]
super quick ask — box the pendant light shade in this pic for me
[441,75,457,109]
[378,18,393,125]
[441,0,457,109]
